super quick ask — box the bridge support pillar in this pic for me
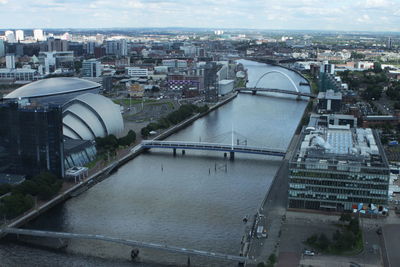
[182,150,185,155]
[296,95,302,101]
[173,148,176,156]
[230,151,235,161]
[252,90,256,95]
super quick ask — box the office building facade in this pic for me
[5,54,15,69]
[288,126,389,212]
[0,101,64,178]
[82,59,101,77]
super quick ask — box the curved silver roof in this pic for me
[5,77,101,99]
[63,93,124,140]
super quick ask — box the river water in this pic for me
[3,60,309,267]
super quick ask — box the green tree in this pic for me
[0,193,34,219]
[317,233,330,250]
[373,62,382,73]
[306,234,318,245]
[348,218,360,235]
[339,213,352,223]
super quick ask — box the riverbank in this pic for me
[0,92,238,232]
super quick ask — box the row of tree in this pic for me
[0,172,62,219]
[306,214,361,253]
[338,67,388,101]
[95,130,136,154]
[141,104,209,137]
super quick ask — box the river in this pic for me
[1,60,309,267]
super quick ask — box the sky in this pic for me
[1,0,400,32]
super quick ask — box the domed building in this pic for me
[4,77,123,140]
[4,77,101,105]
[63,93,123,140]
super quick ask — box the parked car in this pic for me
[303,249,315,256]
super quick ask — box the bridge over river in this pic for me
[1,228,247,263]
[141,140,286,159]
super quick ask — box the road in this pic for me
[246,134,301,266]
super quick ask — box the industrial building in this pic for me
[288,125,389,212]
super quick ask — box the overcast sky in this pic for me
[1,0,400,32]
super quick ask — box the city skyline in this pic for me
[1,0,400,32]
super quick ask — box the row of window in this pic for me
[289,177,388,190]
[289,191,387,204]
[290,169,388,182]
[289,186,387,197]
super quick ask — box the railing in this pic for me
[235,87,316,98]
[1,228,247,263]
[141,140,286,157]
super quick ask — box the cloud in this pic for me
[0,0,400,31]
[359,0,392,8]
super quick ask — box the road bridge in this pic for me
[141,140,286,159]
[235,87,316,98]
[1,228,247,263]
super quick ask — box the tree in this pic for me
[373,62,382,73]
[363,85,382,100]
[0,193,34,219]
[306,234,318,245]
[339,213,352,223]
[348,218,360,235]
[74,60,82,73]
[317,233,330,250]
[351,52,365,60]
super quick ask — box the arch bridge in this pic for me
[236,70,316,98]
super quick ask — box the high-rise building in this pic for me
[38,51,74,74]
[15,30,24,42]
[82,59,101,77]
[0,101,64,178]
[6,54,15,69]
[120,39,128,56]
[106,39,128,56]
[5,30,16,43]
[33,29,45,41]
[0,40,5,57]
[387,37,393,49]
[86,41,96,55]
[47,37,69,52]
[288,126,389,212]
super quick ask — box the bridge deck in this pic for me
[235,87,315,98]
[141,141,286,157]
[1,228,247,262]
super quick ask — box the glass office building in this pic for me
[0,101,64,178]
[288,125,389,212]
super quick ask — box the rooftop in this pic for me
[294,125,388,169]
[4,77,101,99]
[317,89,342,100]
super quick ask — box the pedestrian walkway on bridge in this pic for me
[1,228,247,263]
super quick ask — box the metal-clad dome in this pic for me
[4,77,101,99]
[62,93,124,140]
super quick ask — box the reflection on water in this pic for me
[26,60,309,266]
